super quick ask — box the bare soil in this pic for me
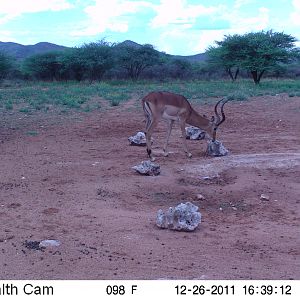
[0,94,299,280]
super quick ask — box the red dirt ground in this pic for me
[0,94,299,280]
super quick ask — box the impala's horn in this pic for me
[212,98,229,141]
[214,98,224,124]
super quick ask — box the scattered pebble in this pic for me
[39,240,61,248]
[260,194,270,201]
[196,194,205,200]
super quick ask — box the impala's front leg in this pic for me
[180,120,192,158]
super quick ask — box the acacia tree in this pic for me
[240,31,298,84]
[22,51,62,80]
[0,52,13,80]
[79,40,115,82]
[60,48,86,81]
[207,34,242,81]
[207,30,299,84]
[115,44,160,80]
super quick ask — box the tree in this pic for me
[240,31,298,84]
[115,44,160,80]
[22,51,62,80]
[0,52,13,80]
[60,48,87,81]
[167,58,193,79]
[207,34,242,81]
[207,30,299,84]
[79,40,115,82]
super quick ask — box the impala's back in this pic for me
[142,91,192,122]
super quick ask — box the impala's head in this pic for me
[207,98,229,141]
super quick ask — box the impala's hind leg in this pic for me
[145,119,158,161]
[143,101,155,161]
[163,120,174,157]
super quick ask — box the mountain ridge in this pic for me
[0,40,206,62]
[0,41,67,60]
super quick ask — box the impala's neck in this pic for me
[187,108,212,132]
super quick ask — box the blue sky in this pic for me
[0,0,299,55]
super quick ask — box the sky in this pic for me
[0,0,299,55]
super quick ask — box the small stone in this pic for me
[132,160,160,176]
[196,194,205,200]
[260,194,270,201]
[39,240,61,248]
[128,131,152,146]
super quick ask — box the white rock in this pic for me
[185,126,206,140]
[196,194,205,200]
[39,239,61,247]
[156,202,201,231]
[132,160,160,176]
[128,131,149,146]
[260,194,270,201]
[206,140,229,157]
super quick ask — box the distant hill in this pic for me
[0,42,67,60]
[116,40,207,62]
[0,40,207,62]
[116,40,142,49]
[174,53,207,62]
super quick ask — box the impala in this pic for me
[142,91,229,160]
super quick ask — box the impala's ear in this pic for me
[211,116,215,122]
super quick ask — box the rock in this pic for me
[260,194,270,201]
[156,202,201,231]
[206,139,229,157]
[128,131,148,146]
[39,239,61,247]
[132,160,160,176]
[196,194,205,200]
[186,126,206,140]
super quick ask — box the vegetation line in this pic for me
[1,79,300,114]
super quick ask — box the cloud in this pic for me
[156,27,239,55]
[220,4,270,32]
[149,0,270,55]
[150,0,222,28]
[291,0,300,25]
[0,0,73,24]
[71,0,153,36]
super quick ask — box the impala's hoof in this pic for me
[150,156,156,162]
[163,151,169,157]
